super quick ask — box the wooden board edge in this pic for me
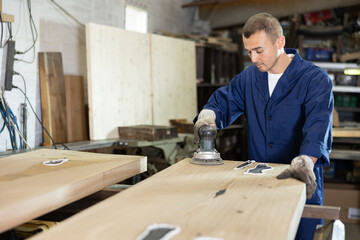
[286,185,306,240]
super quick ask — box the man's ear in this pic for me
[276,35,286,49]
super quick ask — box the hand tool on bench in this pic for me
[191,125,223,165]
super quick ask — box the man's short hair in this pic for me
[242,13,283,43]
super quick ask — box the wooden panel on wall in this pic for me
[150,35,197,125]
[64,75,88,142]
[86,23,152,140]
[38,52,67,145]
[85,23,197,140]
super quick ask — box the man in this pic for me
[194,13,333,240]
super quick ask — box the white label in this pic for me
[43,158,68,166]
[348,207,360,220]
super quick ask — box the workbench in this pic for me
[0,149,147,233]
[0,135,188,165]
[31,159,306,240]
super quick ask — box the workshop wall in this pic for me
[0,0,196,151]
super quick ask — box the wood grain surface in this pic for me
[31,159,305,240]
[64,75,88,142]
[150,34,197,125]
[86,23,152,140]
[0,149,147,233]
[38,52,67,145]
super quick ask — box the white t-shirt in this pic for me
[268,54,294,97]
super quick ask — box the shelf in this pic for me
[333,86,360,93]
[314,62,360,71]
[335,107,360,112]
[330,149,360,161]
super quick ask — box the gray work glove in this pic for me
[277,155,317,199]
[194,109,216,143]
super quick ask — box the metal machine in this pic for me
[191,125,223,165]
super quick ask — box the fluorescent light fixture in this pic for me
[344,69,360,75]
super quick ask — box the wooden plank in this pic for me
[118,125,178,141]
[38,52,67,145]
[340,51,360,62]
[151,34,197,124]
[0,0,15,23]
[302,205,340,220]
[1,13,14,23]
[333,127,360,138]
[64,75,88,142]
[0,149,147,233]
[86,23,152,140]
[31,159,305,240]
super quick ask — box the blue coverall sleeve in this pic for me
[202,73,246,129]
[300,68,333,166]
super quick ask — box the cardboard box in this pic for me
[324,185,360,224]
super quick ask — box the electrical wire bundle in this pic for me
[0,0,70,151]
[15,0,38,64]
[0,92,23,150]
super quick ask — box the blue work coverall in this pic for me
[199,48,333,239]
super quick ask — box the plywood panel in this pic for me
[31,159,305,240]
[86,23,197,140]
[64,75,88,142]
[86,23,152,140]
[151,35,197,125]
[38,52,67,145]
[0,149,147,233]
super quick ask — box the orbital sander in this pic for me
[191,125,223,165]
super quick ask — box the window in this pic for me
[125,5,148,34]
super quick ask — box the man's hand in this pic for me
[277,155,317,199]
[194,109,216,143]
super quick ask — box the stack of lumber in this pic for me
[38,52,88,145]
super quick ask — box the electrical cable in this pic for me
[47,0,85,28]
[7,22,13,40]
[0,93,15,149]
[12,85,64,150]
[7,105,23,149]
[15,0,38,64]
[0,92,20,149]
[8,113,31,150]
[13,72,28,144]
[13,71,27,103]
[0,119,5,133]
[0,11,3,47]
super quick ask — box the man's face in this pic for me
[243,30,280,73]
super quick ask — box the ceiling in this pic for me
[183,0,360,28]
